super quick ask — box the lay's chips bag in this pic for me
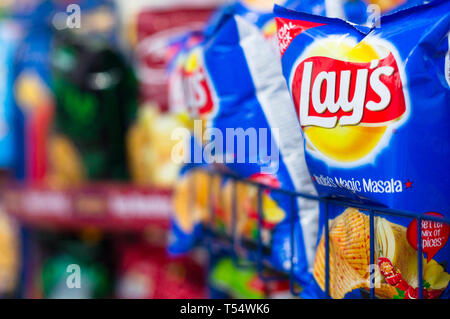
[276,0,450,299]
[169,3,320,286]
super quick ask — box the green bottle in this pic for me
[50,31,137,182]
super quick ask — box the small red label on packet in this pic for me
[275,18,324,56]
[407,212,450,262]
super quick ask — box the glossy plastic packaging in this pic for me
[276,0,450,298]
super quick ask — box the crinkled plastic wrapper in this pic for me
[276,0,450,298]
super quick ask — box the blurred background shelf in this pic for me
[2,183,173,231]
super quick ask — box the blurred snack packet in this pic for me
[169,2,319,287]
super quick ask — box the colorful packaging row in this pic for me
[0,0,222,188]
[0,0,140,185]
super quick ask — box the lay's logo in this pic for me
[294,53,406,129]
[277,19,409,165]
[183,48,215,119]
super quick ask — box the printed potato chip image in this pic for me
[313,208,369,299]
[423,260,450,290]
[299,39,401,164]
[313,208,450,299]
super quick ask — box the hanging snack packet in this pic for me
[275,0,450,298]
[169,2,322,285]
[168,31,217,255]
[0,21,20,169]
[12,0,55,181]
[176,10,317,284]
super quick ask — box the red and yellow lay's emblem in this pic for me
[278,19,409,164]
[293,53,406,127]
[183,47,215,119]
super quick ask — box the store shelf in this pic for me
[195,169,450,299]
[2,183,173,231]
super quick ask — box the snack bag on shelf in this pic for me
[275,0,450,298]
[168,3,297,253]
[12,0,55,181]
[168,31,215,255]
[170,6,320,286]
[129,32,205,189]
[129,22,209,188]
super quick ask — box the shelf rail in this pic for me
[195,168,450,299]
